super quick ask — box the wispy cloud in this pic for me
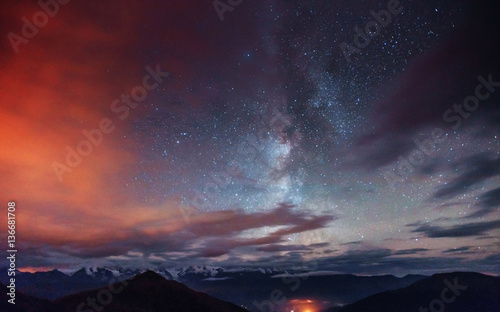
[409,220,500,238]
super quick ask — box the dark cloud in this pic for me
[310,242,330,248]
[313,248,458,275]
[19,245,500,276]
[339,241,362,246]
[256,242,329,252]
[256,244,306,252]
[467,187,500,218]
[325,248,393,265]
[15,203,336,267]
[418,159,442,176]
[192,211,335,258]
[305,244,500,275]
[477,187,500,208]
[358,0,500,168]
[442,247,471,253]
[323,249,338,254]
[184,202,336,242]
[213,252,311,270]
[433,155,500,199]
[409,220,500,238]
[393,248,429,255]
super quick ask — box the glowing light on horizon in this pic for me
[287,299,322,312]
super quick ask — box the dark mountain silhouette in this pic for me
[52,270,248,312]
[1,271,248,312]
[0,282,52,312]
[326,272,500,312]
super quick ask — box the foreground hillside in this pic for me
[327,272,500,312]
[1,271,248,312]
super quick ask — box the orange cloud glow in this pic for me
[0,0,163,254]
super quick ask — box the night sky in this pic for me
[1,0,499,275]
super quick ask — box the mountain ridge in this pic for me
[2,270,248,312]
[326,271,500,312]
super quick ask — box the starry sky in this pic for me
[1,0,499,275]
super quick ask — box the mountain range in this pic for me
[1,270,247,312]
[0,266,426,308]
[1,269,499,312]
[327,272,500,312]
